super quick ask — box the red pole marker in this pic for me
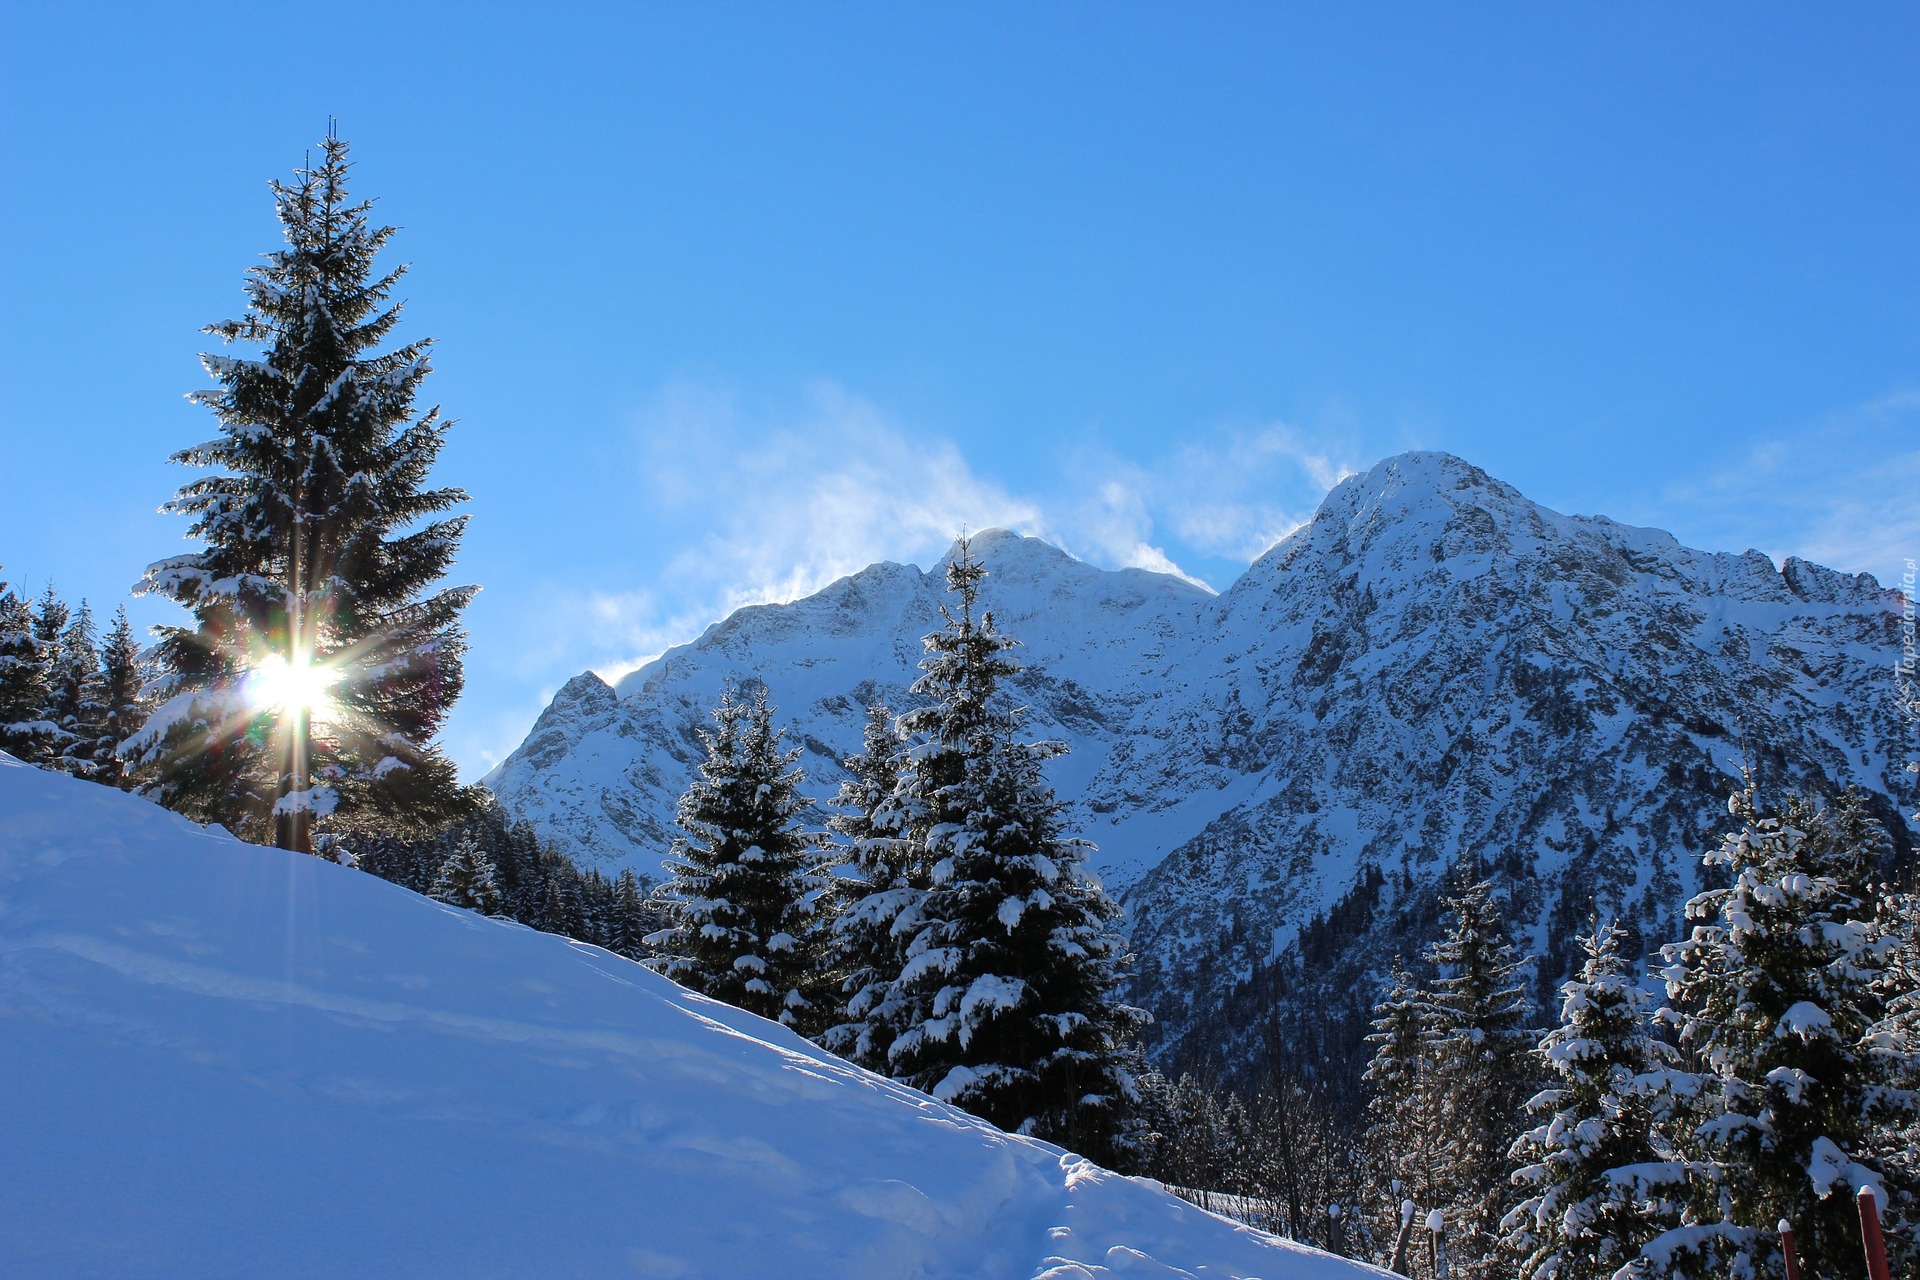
[1766,1220,1797,1280]
[1858,1184,1891,1280]
[1778,1219,1800,1280]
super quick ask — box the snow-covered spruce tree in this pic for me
[1647,787,1912,1279]
[647,685,826,1029]
[129,132,474,852]
[887,540,1143,1162]
[99,605,147,787]
[31,585,69,674]
[1868,886,1920,1274]
[607,869,651,961]
[0,578,58,763]
[820,701,923,1069]
[1418,875,1539,1279]
[431,834,503,915]
[49,601,110,780]
[1501,922,1684,1280]
[1363,956,1444,1215]
[26,587,77,763]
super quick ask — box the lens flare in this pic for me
[245,654,339,720]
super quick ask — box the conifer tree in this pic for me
[821,701,922,1069]
[1502,922,1684,1280]
[1364,957,1442,1208]
[431,834,503,915]
[608,869,650,960]
[887,540,1143,1161]
[129,131,474,852]
[1868,887,1920,1274]
[31,585,69,679]
[26,586,76,762]
[1419,875,1539,1278]
[0,578,57,763]
[50,601,110,779]
[99,605,147,786]
[647,685,825,1029]
[1647,788,1912,1278]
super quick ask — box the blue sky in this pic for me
[3,4,1917,776]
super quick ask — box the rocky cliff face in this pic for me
[485,452,1914,1066]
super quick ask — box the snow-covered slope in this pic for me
[0,755,1382,1279]
[485,452,1913,1057]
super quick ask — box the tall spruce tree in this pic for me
[821,701,922,1069]
[50,601,109,780]
[1502,922,1684,1280]
[130,131,474,851]
[886,539,1142,1161]
[1363,956,1443,1209]
[1420,875,1539,1279]
[1647,788,1912,1278]
[31,585,69,679]
[24,586,75,762]
[99,605,146,786]
[1868,887,1920,1275]
[0,577,57,763]
[647,685,826,1029]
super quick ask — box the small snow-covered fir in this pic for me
[647,684,826,1029]
[1502,922,1684,1280]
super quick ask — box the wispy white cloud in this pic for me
[1161,423,1358,561]
[1055,422,1360,572]
[532,386,1359,700]
[1662,390,1920,588]
[639,381,1046,615]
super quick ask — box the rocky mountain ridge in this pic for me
[485,452,1914,1066]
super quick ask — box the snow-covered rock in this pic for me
[485,451,1913,1057]
[0,754,1382,1279]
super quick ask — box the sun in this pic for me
[245,653,340,720]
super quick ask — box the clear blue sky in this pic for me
[3,4,1917,776]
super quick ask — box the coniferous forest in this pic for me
[4,127,1918,1280]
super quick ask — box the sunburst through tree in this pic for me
[129,128,475,852]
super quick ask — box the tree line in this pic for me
[0,581,148,784]
[1131,787,1919,1279]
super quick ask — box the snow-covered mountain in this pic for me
[486,452,1913,1059]
[0,754,1382,1278]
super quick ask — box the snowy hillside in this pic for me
[485,452,1913,1058]
[0,754,1385,1279]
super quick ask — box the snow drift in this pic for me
[0,754,1382,1279]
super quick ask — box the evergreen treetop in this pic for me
[647,684,826,1029]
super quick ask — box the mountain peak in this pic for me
[1324,450,1521,516]
[944,526,1072,568]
